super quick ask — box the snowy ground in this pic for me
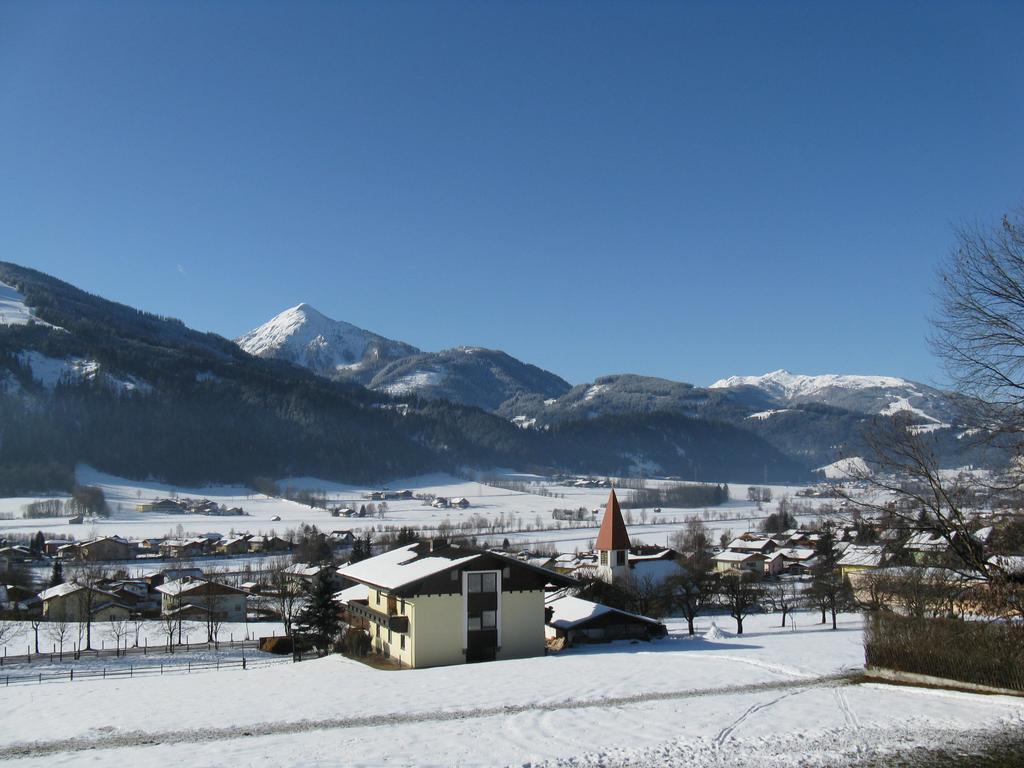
[0,612,1020,767]
[0,466,837,553]
[1,620,286,659]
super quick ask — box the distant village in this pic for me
[2,480,1022,675]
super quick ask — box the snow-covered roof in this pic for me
[545,594,611,628]
[156,577,245,596]
[713,550,763,563]
[838,545,885,568]
[39,582,84,600]
[973,526,994,544]
[905,531,949,551]
[988,554,1024,575]
[544,593,660,630]
[628,549,673,562]
[726,537,774,552]
[334,583,370,605]
[336,543,478,591]
[285,563,330,578]
[774,547,817,561]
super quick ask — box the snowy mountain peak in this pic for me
[710,369,913,399]
[710,369,957,425]
[237,305,419,379]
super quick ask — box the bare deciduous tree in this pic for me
[47,617,72,659]
[716,571,763,636]
[932,207,1024,421]
[105,615,131,656]
[268,557,300,636]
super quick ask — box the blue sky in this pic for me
[1,1,1021,387]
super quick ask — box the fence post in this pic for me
[188,661,191,673]
[70,669,74,681]
[242,655,246,670]
[130,665,133,678]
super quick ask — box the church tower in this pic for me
[595,488,631,584]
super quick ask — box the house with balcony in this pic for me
[336,540,575,668]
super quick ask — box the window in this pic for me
[451,570,459,581]
[600,551,608,566]
[467,616,482,631]
[481,610,496,629]
[468,571,497,593]
[616,551,626,566]
[400,635,405,650]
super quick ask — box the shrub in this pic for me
[865,612,1024,691]
[341,627,371,657]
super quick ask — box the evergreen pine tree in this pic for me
[294,570,341,656]
[49,559,63,588]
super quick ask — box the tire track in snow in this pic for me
[0,673,856,761]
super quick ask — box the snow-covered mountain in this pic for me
[239,307,572,410]
[0,279,60,329]
[369,347,572,412]
[496,374,711,425]
[710,369,961,426]
[236,304,419,381]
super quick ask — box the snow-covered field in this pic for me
[0,612,1020,767]
[0,620,286,657]
[0,466,835,552]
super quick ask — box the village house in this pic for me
[159,538,209,559]
[768,547,818,575]
[43,539,73,556]
[137,498,187,514]
[904,530,952,562]
[712,549,767,574]
[39,582,132,622]
[250,535,291,553]
[156,576,248,621]
[724,534,778,556]
[545,591,665,645]
[336,540,576,668]
[216,536,250,555]
[143,567,204,591]
[328,530,355,549]
[838,544,887,580]
[0,584,37,612]
[284,562,339,588]
[80,536,136,561]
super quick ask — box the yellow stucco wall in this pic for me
[365,586,547,669]
[403,593,465,669]
[496,590,545,661]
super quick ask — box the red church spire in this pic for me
[595,488,631,551]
